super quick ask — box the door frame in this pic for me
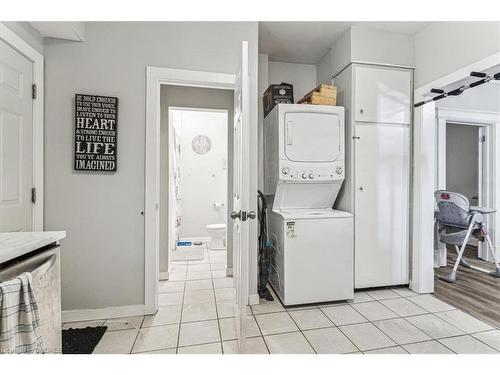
[436,107,500,262]
[166,106,230,273]
[145,66,235,314]
[0,23,44,231]
[412,52,500,293]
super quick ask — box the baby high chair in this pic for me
[434,190,500,283]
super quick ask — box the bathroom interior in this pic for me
[166,107,229,272]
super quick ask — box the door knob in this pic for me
[230,211,241,220]
[247,211,256,220]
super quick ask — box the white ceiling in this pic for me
[29,22,86,41]
[259,21,430,64]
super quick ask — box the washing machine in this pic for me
[268,208,353,306]
[263,104,353,306]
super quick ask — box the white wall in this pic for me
[316,49,333,85]
[414,22,500,88]
[44,21,259,311]
[268,60,317,101]
[317,28,351,84]
[437,82,500,113]
[350,26,414,68]
[175,110,228,238]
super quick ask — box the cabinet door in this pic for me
[354,124,410,288]
[354,66,411,125]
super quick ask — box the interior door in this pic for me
[0,39,33,232]
[231,41,250,352]
[354,123,410,288]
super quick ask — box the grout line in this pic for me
[338,304,399,349]
[251,310,271,354]
[284,309,317,354]
[435,337,460,354]
[469,332,500,353]
[317,308,363,353]
[128,324,142,354]
[207,245,224,354]
[174,264,188,354]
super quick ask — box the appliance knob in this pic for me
[281,167,290,175]
[301,173,307,179]
[308,173,314,179]
[336,167,343,175]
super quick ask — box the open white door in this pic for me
[0,39,34,232]
[231,41,251,352]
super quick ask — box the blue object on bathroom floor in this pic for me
[177,241,192,246]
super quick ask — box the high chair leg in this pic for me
[437,221,475,283]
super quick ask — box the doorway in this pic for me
[434,108,500,327]
[444,122,486,258]
[145,43,252,352]
[166,107,229,270]
[436,112,495,265]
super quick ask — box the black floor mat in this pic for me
[62,326,108,354]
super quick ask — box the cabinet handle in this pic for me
[360,109,364,114]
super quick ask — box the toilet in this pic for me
[206,223,226,250]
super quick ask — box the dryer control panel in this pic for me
[279,161,344,181]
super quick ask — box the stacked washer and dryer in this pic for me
[263,104,353,306]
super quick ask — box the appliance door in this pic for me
[354,123,410,288]
[0,246,62,353]
[284,216,353,305]
[284,111,341,162]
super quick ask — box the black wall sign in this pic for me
[74,94,118,172]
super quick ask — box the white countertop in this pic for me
[0,231,66,264]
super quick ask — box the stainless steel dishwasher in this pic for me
[0,245,62,354]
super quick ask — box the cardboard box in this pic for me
[298,84,337,105]
[263,83,294,118]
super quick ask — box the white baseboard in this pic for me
[159,271,169,281]
[226,267,233,276]
[248,294,259,306]
[62,304,146,323]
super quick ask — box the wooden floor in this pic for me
[434,246,500,328]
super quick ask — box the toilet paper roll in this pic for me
[214,202,225,209]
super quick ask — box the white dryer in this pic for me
[264,104,345,210]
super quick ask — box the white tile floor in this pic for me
[62,245,500,354]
